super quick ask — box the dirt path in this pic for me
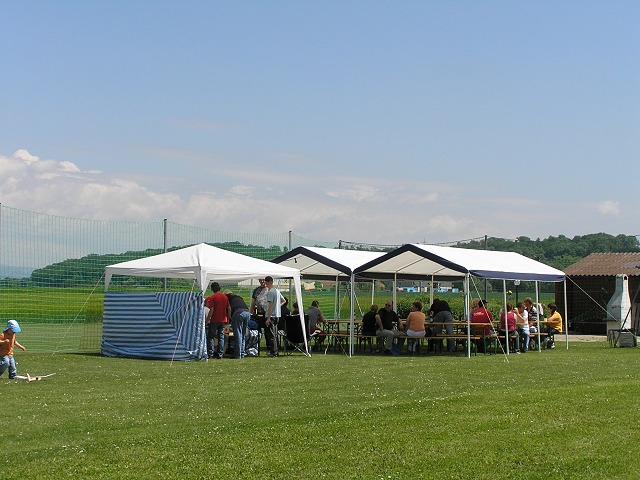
[559,334,608,342]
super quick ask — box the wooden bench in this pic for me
[323,332,494,356]
[426,335,484,355]
[364,333,485,355]
[323,332,351,354]
[529,332,550,350]
[491,332,551,353]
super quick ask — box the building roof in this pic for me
[564,253,640,277]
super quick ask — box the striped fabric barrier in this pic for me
[102,291,207,361]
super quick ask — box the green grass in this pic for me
[0,286,556,325]
[2,342,640,479]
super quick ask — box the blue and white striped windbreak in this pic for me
[101,291,207,361]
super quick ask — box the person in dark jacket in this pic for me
[225,290,250,359]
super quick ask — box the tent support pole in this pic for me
[371,279,375,305]
[564,279,569,350]
[430,275,434,309]
[334,275,339,320]
[393,273,397,308]
[466,275,471,358]
[349,274,355,357]
[535,281,541,352]
[163,218,168,292]
[292,275,310,357]
[503,279,509,355]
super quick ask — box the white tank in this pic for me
[606,274,632,331]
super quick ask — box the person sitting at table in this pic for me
[430,299,455,352]
[546,303,563,349]
[306,300,324,331]
[524,297,543,350]
[514,301,529,353]
[499,303,519,353]
[306,300,326,347]
[470,299,493,353]
[468,298,480,320]
[361,304,379,352]
[375,300,402,355]
[362,304,378,336]
[401,300,426,354]
[281,297,291,317]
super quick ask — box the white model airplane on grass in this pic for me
[14,373,56,382]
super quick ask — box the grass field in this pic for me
[2,341,639,479]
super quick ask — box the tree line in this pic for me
[3,233,637,288]
[457,233,640,270]
[22,242,284,288]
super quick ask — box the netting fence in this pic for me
[0,205,337,353]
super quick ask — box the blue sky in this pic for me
[1,1,638,245]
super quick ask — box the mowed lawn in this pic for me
[2,342,639,479]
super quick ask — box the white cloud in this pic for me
[0,150,186,222]
[13,149,39,164]
[229,185,255,196]
[1,149,633,246]
[59,160,81,172]
[597,200,620,215]
[325,185,378,202]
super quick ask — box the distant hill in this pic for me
[27,241,285,287]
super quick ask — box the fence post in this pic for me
[163,218,168,292]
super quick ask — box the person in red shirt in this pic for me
[499,303,520,353]
[470,300,494,353]
[205,282,231,359]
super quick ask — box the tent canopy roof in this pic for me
[354,243,566,282]
[271,246,385,281]
[105,243,301,292]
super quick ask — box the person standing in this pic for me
[205,282,231,359]
[250,279,271,352]
[264,276,284,357]
[0,320,26,380]
[225,290,251,359]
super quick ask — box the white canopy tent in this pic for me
[271,246,384,355]
[355,244,567,357]
[104,243,308,357]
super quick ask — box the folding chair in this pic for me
[279,315,308,355]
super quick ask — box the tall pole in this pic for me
[484,235,488,301]
[288,231,293,302]
[0,204,3,280]
[163,218,168,292]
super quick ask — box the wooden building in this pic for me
[558,253,640,334]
